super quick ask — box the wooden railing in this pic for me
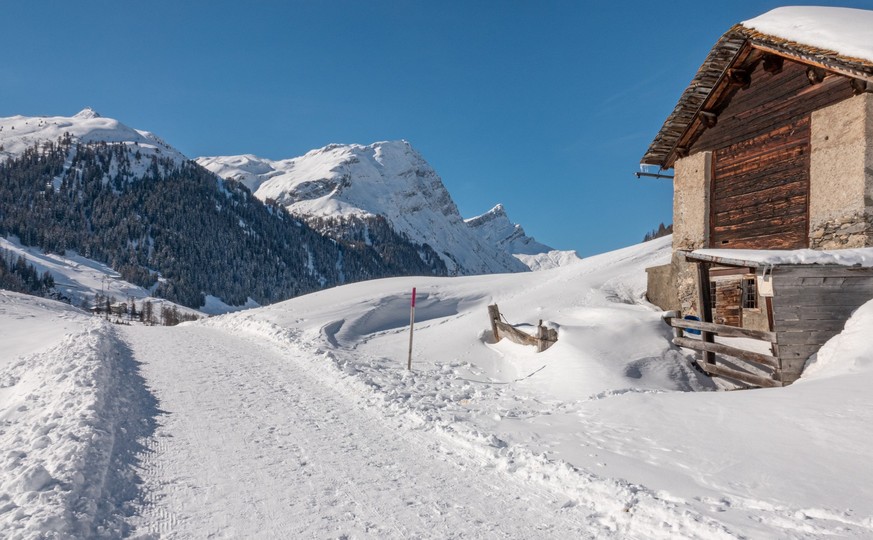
[488,304,557,353]
[664,313,782,388]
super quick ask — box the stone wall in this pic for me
[810,93,873,248]
[809,213,873,249]
[645,263,679,311]
[672,151,711,314]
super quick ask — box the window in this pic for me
[742,278,758,309]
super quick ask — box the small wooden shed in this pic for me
[668,249,873,387]
[640,7,873,386]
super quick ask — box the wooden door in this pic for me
[710,116,810,249]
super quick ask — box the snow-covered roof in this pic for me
[642,6,873,168]
[742,7,873,65]
[687,247,873,268]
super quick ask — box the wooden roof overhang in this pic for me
[642,24,873,170]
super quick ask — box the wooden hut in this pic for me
[668,249,873,387]
[641,7,873,386]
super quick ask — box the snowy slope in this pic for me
[197,142,530,275]
[0,236,242,316]
[5,236,873,537]
[0,108,187,167]
[466,203,580,270]
[188,235,873,537]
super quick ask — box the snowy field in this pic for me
[2,235,872,538]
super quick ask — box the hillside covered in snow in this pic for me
[198,141,574,274]
[2,235,871,538]
[0,111,458,311]
[1,110,577,315]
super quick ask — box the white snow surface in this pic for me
[197,142,531,275]
[3,235,873,537]
[742,6,873,64]
[0,291,154,538]
[692,246,873,267]
[0,108,187,166]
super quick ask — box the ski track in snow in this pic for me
[122,321,740,539]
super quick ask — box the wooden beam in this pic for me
[700,111,718,129]
[487,304,500,342]
[673,336,780,370]
[494,320,539,347]
[697,360,782,388]
[669,318,776,342]
[750,43,873,85]
[762,54,784,74]
[806,66,826,85]
[851,78,873,95]
[727,68,751,89]
[696,262,716,364]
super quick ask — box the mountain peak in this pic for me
[73,107,101,119]
[197,141,530,275]
[487,204,507,217]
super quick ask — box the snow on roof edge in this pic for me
[741,6,873,65]
[687,247,873,268]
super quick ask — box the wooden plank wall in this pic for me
[713,278,742,327]
[771,266,873,383]
[694,59,856,251]
[710,117,810,249]
[691,59,854,154]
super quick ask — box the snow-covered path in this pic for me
[123,324,603,538]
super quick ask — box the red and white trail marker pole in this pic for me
[407,287,416,370]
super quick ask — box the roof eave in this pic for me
[641,24,873,170]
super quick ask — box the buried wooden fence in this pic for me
[664,312,782,388]
[487,304,557,352]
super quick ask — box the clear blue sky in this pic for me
[3,1,870,256]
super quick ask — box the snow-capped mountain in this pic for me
[465,204,580,270]
[0,110,446,310]
[0,108,186,166]
[197,141,530,275]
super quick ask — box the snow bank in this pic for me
[0,293,154,538]
[803,298,873,379]
[8,231,873,537]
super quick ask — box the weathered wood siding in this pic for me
[691,59,855,154]
[713,278,742,327]
[710,116,810,249]
[694,59,856,250]
[771,266,873,383]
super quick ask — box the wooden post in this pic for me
[487,304,500,342]
[696,262,716,364]
[536,320,546,352]
[407,288,416,370]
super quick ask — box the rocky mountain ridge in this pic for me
[198,141,573,274]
